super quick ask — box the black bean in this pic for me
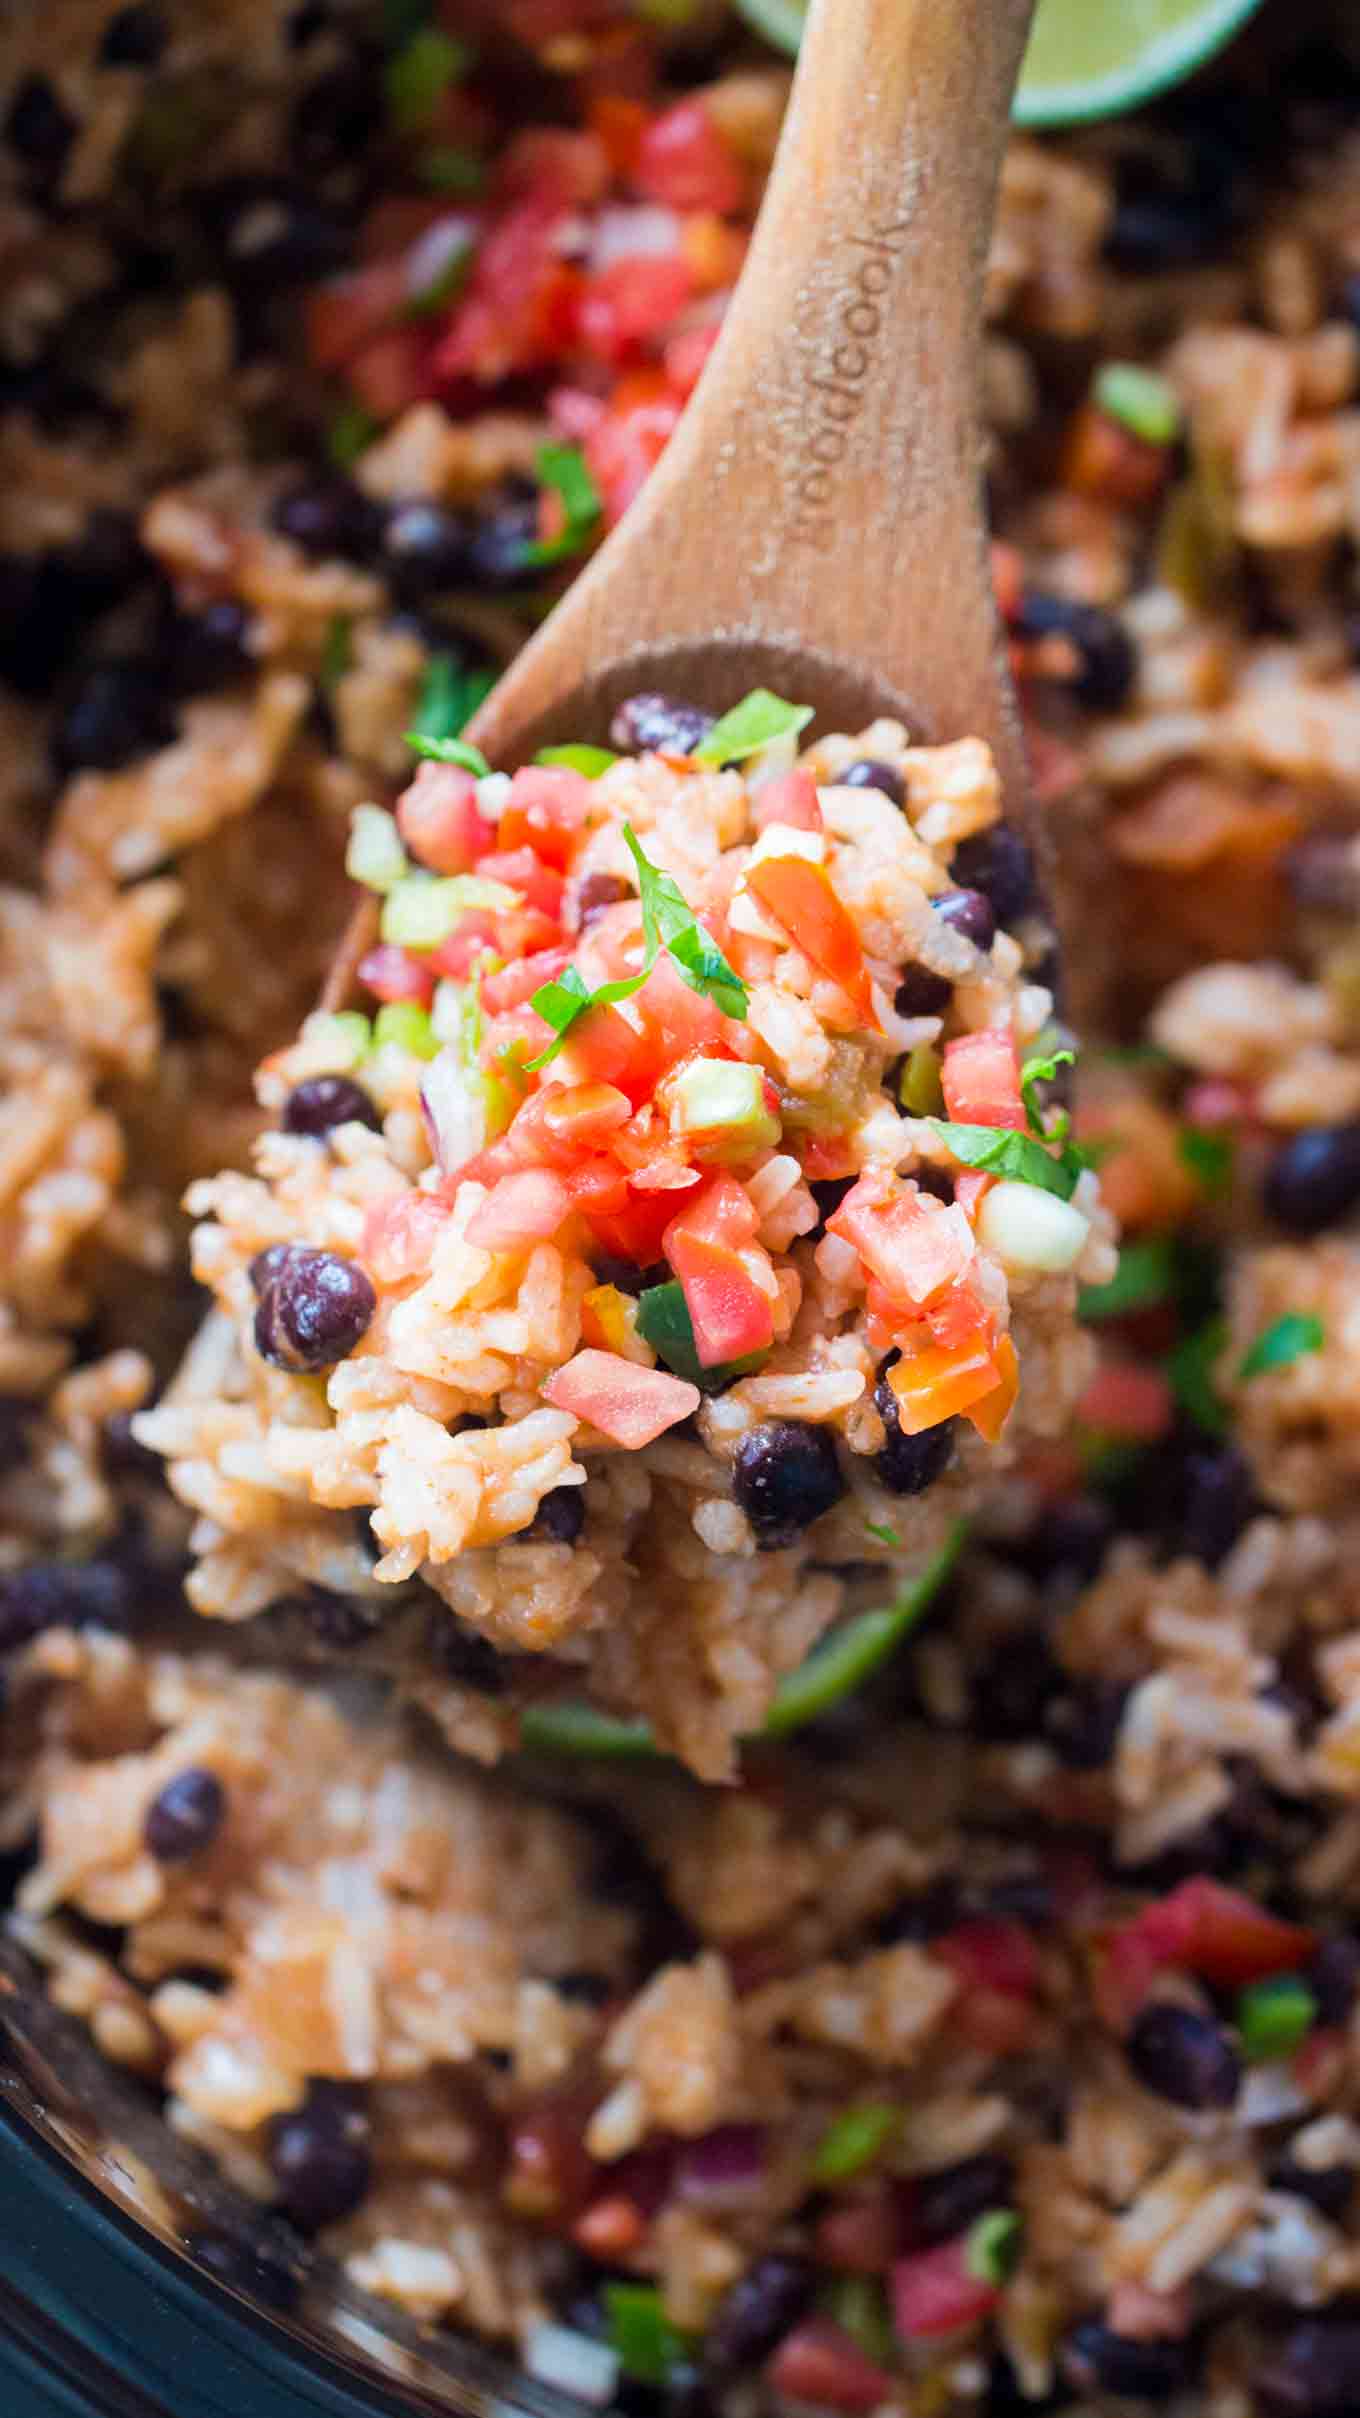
[289,63,382,173]
[1062,2321,1192,2403]
[1015,592,1137,713]
[874,1878,961,1944]
[1309,1936,1360,2027]
[932,887,996,952]
[703,2255,816,2376]
[610,693,716,757]
[553,1970,612,2006]
[982,1870,1056,1927]
[1162,1440,1256,1570]
[1285,833,1360,918]
[1126,2002,1239,2110]
[282,1075,381,1139]
[61,509,149,605]
[893,962,952,1017]
[5,74,76,183]
[144,1767,226,1863]
[807,1177,855,1241]
[1046,1679,1128,1770]
[269,2083,371,2231]
[576,871,633,930]
[589,1254,667,1299]
[732,1421,846,1548]
[915,2153,1014,2245]
[0,1559,134,1650]
[52,657,177,776]
[101,1409,162,1483]
[381,500,473,602]
[1256,2315,1360,2418]
[424,1607,507,1696]
[287,0,330,41]
[972,1632,1061,1743]
[295,1587,376,1649]
[248,1243,293,1298]
[873,1361,957,1498]
[950,826,1036,927]
[1269,2157,1355,2220]
[271,478,381,563]
[1263,1124,1360,1236]
[253,1248,376,1371]
[163,600,251,696]
[0,1396,35,1475]
[1015,1494,1114,1589]
[189,2231,301,2312]
[99,5,168,66]
[212,180,350,290]
[526,1485,586,1546]
[839,758,904,805]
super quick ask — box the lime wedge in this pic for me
[518,1519,966,1761]
[730,0,1265,127]
[1013,0,1265,127]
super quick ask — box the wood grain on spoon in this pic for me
[325,0,1038,1009]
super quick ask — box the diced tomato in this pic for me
[543,1349,700,1446]
[746,855,874,1025]
[767,2320,895,2414]
[941,1030,1024,1130]
[936,1919,1039,2001]
[666,1229,774,1367]
[498,765,594,869]
[588,93,648,180]
[635,949,730,1060]
[465,1168,570,1250]
[548,383,606,444]
[663,320,721,397]
[361,1187,450,1285]
[433,191,581,385]
[572,2195,646,2257]
[479,949,573,1018]
[506,2089,597,2223]
[829,1175,974,1312]
[752,770,823,835]
[682,212,747,295]
[666,1170,759,1252]
[305,260,407,370]
[964,1331,1019,1443]
[512,1081,632,1167]
[579,253,694,368]
[476,846,565,922]
[345,326,431,420]
[1064,402,1170,509]
[358,944,435,1008]
[496,127,611,210]
[801,1132,857,1182]
[584,367,684,524]
[1076,1360,1173,1441]
[891,2242,999,2342]
[561,1001,667,1107]
[566,1156,693,1265]
[991,541,1025,624]
[396,762,492,876]
[1108,1879,1315,2005]
[815,2188,903,2276]
[953,1170,992,1220]
[426,913,502,982]
[635,99,746,214]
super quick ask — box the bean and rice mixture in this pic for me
[8,0,1360,2412]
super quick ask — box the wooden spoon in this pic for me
[326,0,1038,1005]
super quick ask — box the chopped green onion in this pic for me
[821,2277,894,2369]
[603,2285,689,2387]
[1239,1311,1324,1381]
[384,27,470,126]
[328,401,380,470]
[694,688,814,767]
[899,1043,944,1118]
[406,731,491,777]
[864,1520,902,1549]
[411,654,494,748]
[372,1002,439,1059]
[810,2104,898,2185]
[1078,1235,1176,1323]
[346,805,409,894]
[1166,1316,1228,1437]
[416,145,486,196]
[304,1010,372,1070]
[320,613,352,694]
[536,743,619,778]
[1237,1974,1316,2063]
[527,443,603,568]
[1177,1124,1235,1198]
[965,2209,1022,2286]
[928,1120,1081,1201]
[1094,362,1181,449]
[380,873,516,948]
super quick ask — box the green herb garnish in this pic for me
[327,401,380,469]
[526,443,603,568]
[810,2104,898,2186]
[821,2278,893,2368]
[694,688,815,767]
[965,2209,1022,2286]
[320,613,352,693]
[1078,1235,1177,1324]
[1239,1311,1324,1381]
[536,743,619,779]
[411,654,494,748]
[1166,1316,1229,1436]
[1178,1124,1235,1197]
[928,1121,1081,1200]
[604,2286,690,2387]
[405,730,491,777]
[1019,1045,1076,1143]
[384,26,470,125]
[864,1520,902,1549]
[1093,362,1181,448]
[1237,1973,1316,2062]
[415,146,486,195]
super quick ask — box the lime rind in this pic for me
[518,1518,967,1760]
[1013,0,1266,127]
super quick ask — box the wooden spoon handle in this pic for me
[470,0,1036,795]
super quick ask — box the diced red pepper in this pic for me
[465,1168,570,1251]
[746,854,874,1025]
[572,2195,647,2257]
[498,765,594,870]
[752,770,823,835]
[635,99,747,215]
[579,253,694,368]
[543,1349,700,1446]
[396,762,492,876]
[358,944,435,1007]
[666,1228,774,1368]
[767,2320,895,2414]
[891,2242,999,2342]
[1111,1878,1315,1998]
[941,1030,1024,1130]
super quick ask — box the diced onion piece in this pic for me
[523,2323,620,2408]
[347,803,409,893]
[420,1045,488,1174]
[976,1178,1090,1272]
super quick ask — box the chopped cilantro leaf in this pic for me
[526,443,602,568]
[1078,1235,1176,1323]
[405,730,491,776]
[327,401,379,469]
[319,613,352,693]
[694,688,814,766]
[1019,1045,1076,1142]
[864,1520,902,1549]
[1167,1316,1228,1436]
[411,654,494,747]
[929,1120,1080,1199]
[1239,1311,1324,1381]
[385,27,469,126]
[1178,1124,1235,1197]
[416,145,486,195]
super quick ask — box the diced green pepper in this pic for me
[900,1044,944,1117]
[1237,1974,1316,2062]
[604,2285,690,2386]
[536,743,619,778]
[666,1057,780,1154]
[1093,362,1181,447]
[821,2277,894,2368]
[810,2103,898,2185]
[380,873,516,948]
[635,1280,765,1391]
[965,2209,1022,2285]
[372,1002,439,1060]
